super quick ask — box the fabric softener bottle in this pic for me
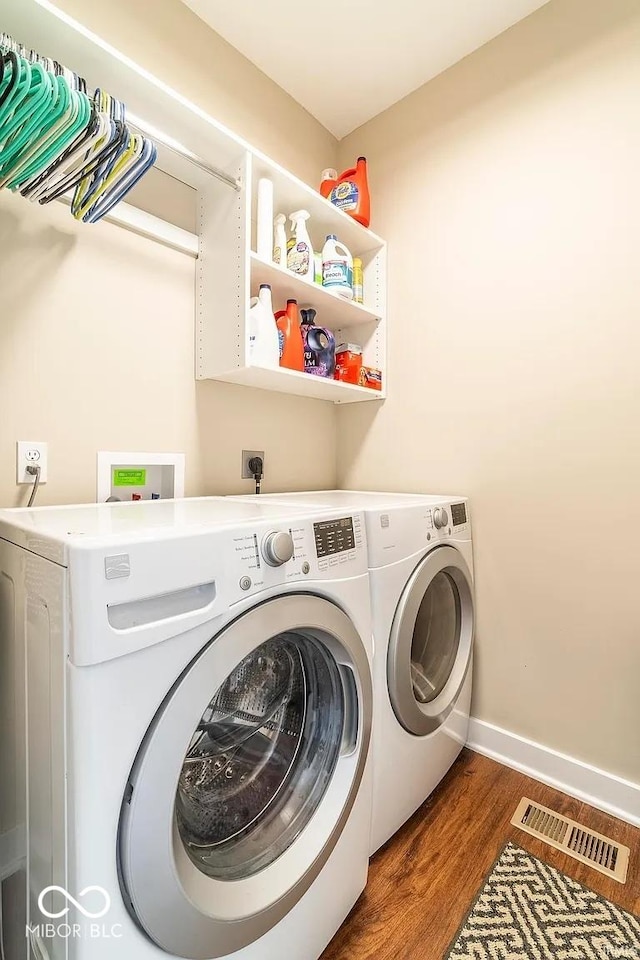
[300,308,336,377]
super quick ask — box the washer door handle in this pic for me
[338,664,359,757]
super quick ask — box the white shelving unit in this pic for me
[2,0,388,404]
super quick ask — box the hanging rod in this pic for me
[127,114,241,192]
[55,193,199,256]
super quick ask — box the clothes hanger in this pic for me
[83,136,157,222]
[0,62,59,184]
[21,104,104,201]
[7,82,90,189]
[72,131,139,220]
[0,74,73,188]
[0,62,52,146]
[0,35,156,222]
[0,51,30,122]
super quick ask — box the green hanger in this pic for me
[0,63,52,146]
[10,85,91,188]
[0,76,76,187]
[0,54,31,128]
[0,64,60,179]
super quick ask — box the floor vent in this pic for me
[510,798,630,883]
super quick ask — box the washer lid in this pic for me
[388,545,474,736]
[118,594,372,959]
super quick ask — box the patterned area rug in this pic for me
[446,842,640,959]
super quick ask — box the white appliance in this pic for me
[0,497,373,960]
[232,492,474,854]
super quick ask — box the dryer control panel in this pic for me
[366,500,470,568]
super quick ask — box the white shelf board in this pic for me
[252,154,384,258]
[250,254,380,329]
[215,366,384,404]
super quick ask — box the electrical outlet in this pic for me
[17,441,48,484]
[241,450,265,480]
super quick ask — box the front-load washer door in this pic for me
[387,545,473,736]
[118,594,372,960]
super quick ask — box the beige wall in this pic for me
[337,0,640,785]
[0,0,339,508]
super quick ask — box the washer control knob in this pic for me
[262,531,294,566]
[433,508,449,530]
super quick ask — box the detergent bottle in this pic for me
[287,210,315,281]
[328,157,370,228]
[273,213,287,266]
[319,168,338,199]
[300,308,336,377]
[322,235,353,299]
[274,299,305,371]
[247,284,280,368]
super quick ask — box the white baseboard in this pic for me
[0,824,25,882]
[467,717,640,829]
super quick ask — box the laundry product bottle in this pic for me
[328,157,370,228]
[319,168,338,199]
[352,257,364,303]
[273,213,287,266]
[287,210,315,281]
[300,308,336,377]
[274,299,305,371]
[322,235,354,299]
[248,284,280,368]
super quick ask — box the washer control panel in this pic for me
[314,516,356,558]
[230,512,366,598]
[262,530,295,566]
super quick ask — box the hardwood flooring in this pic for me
[322,749,640,959]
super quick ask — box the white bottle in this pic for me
[273,213,287,266]
[248,283,280,368]
[322,234,354,299]
[256,178,274,260]
[287,209,315,281]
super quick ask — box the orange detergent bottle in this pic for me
[274,299,305,371]
[327,157,370,228]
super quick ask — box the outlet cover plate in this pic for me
[241,450,265,480]
[17,441,48,484]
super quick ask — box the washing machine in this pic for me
[0,497,373,960]
[231,492,474,854]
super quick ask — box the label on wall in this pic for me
[113,468,147,487]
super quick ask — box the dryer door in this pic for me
[387,545,473,736]
[118,594,371,960]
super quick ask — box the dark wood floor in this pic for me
[322,749,640,959]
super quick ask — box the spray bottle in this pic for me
[273,213,287,266]
[287,210,315,281]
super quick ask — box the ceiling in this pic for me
[181,0,550,139]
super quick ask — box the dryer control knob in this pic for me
[433,508,449,530]
[262,531,294,566]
